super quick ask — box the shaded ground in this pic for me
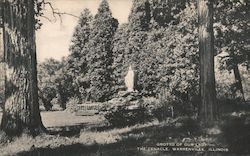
[4,117,250,156]
[0,105,250,156]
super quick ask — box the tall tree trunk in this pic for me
[0,0,45,136]
[0,2,4,108]
[0,27,4,109]
[232,58,245,101]
[198,0,218,125]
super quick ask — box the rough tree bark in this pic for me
[0,29,4,109]
[198,0,218,125]
[232,57,245,101]
[0,0,45,136]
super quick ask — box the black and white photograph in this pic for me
[0,0,249,155]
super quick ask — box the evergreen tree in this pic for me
[149,0,188,27]
[120,0,190,96]
[69,8,92,63]
[142,2,199,107]
[67,9,93,101]
[112,24,130,93]
[87,0,118,102]
[126,0,151,94]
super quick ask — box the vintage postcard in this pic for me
[0,0,249,155]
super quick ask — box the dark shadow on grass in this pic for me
[46,122,109,137]
[218,100,250,154]
[16,138,143,156]
[46,124,88,137]
[16,131,245,156]
[15,119,199,156]
[220,114,250,154]
[15,116,250,156]
[17,101,250,156]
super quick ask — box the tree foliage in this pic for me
[112,24,130,93]
[37,0,249,110]
[214,0,249,100]
[149,0,188,27]
[66,9,93,101]
[125,0,153,95]
[37,58,63,110]
[87,0,118,102]
[215,0,250,69]
[112,0,197,99]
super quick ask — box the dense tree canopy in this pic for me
[66,9,93,101]
[36,0,249,111]
[38,58,63,110]
[87,0,118,102]
[112,24,130,93]
[215,0,250,68]
[214,0,250,100]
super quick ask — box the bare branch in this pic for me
[53,12,79,19]
[39,0,79,23]
[40,15,53,22]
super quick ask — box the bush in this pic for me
[176,116,200,135]
[104,101,153,128]
[65,97,80,113]
[141,97,171,121]
[151,103,173,122]
[150,92,197,122]
[0,131,9,144]
[51,97,63,111]
[216,81,238,100]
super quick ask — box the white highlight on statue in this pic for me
[125,65,135,92]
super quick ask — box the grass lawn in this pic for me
[0,111,106,136]
[0,111,105,128]
[0,110,249,156]
[40,111,105,128]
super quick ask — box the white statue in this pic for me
[125,65,135,92]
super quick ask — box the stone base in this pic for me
[117,90,141,100]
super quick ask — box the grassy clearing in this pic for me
[0,117,234,156]
[0,120,160,156]
[0,110,249,155]
[42,111,105,128]
[0,111,105,128]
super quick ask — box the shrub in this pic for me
[176,116,200,135]
[0,131,9,144]
[141,97,171,121]
[216,80,237,100]
[151,102,173,122]
[104,101,153,128]
[150,92,197,122]
[51,97,63,111]
[65,97,80,113]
